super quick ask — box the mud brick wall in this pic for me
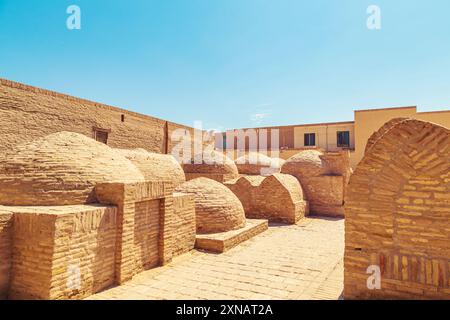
[172,193,196,256]
[345,119,450,299]
[95,181,173,283]
[281,150,350,217]
[226,173,308,224]
[8,205,117,300]
[0,209,13,299]
[0,78,203,154]
[305,175,344,217]
[134,200,161,273]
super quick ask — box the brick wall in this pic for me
[95,181,173,283]
[345,119,450,299]
[281,150,349,217]
[0,78,202,154]
[0,209,13,299]
[9,205,117,300]
[172,193,196,256]
[226,174,308,224]
[134,200,161,273]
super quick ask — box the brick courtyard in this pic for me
[89,217,344,300]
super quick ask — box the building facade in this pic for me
[218,106,450,168]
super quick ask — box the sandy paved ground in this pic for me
[89,216,344,300]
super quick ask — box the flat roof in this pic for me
[354,106,417,113]
[224,120,355,132]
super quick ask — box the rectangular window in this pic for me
[93,127,110,145]
[222,133,227,150]
[337,131,350,148]
[304,133,316,147]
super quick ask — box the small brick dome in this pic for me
[0,131,144,206]
[175,177,246,234]
[281,150,325,177]
[116,148,186,188]
[235,152,285,175]
[182,150,239,177]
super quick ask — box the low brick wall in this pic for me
[134,200,161,273]
[0,209,13,299]
[172,193,196,256]
[8,205,117,300]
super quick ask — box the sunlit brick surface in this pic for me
[88,217,344,300]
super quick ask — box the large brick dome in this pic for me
[0,131,144,205]
[116,148,186,188]
[175,177,246,234]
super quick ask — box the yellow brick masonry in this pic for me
[345,119,450,299]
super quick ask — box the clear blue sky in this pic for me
[0,0,449,131]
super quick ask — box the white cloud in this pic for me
[250,110,271,125]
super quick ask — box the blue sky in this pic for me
[0,0,449,131]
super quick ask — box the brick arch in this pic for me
[345,119,450,299]
[364,117,409,155]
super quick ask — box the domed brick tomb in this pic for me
[0,132,195,300]
[176,177,267,252]
[225,173,308,224]
[281,149,351,217]
[234,152,285,176]
[182,150,239,183]
[116,148,186,188]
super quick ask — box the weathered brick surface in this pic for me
[172,193,196,256]
[134,200,161,273]
[234,152,285,176]
[0,210,13,299]
[116,148,186,188]
[226,173,308,224]
[95,181,171,284]
[345,119,450,299]
[175,178,246,234]
[182,151,239,183]
[7,205,117,300]
[281,150,351,217]
[0,78,200,154]
[88,217,344,300]
[364,117,408,155]
[0,132,144,206]
[185,172,238,183]
[195,219,268,253]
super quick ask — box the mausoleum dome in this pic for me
[175,177,246,234]
[235,152,286,175]
[182,150,239,177]
[0,131,145,206]
[281,150,325,177]
[116,148,186,188]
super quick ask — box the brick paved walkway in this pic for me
[89,217,344,300]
